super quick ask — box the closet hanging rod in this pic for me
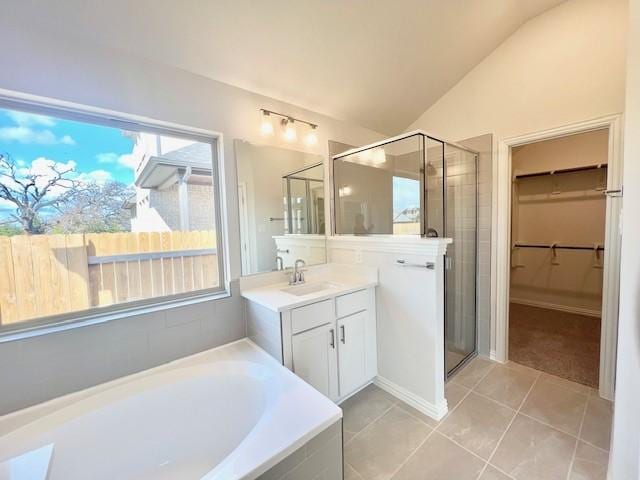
[513,242,604,251]
[513,163,607,180]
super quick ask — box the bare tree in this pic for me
[0,153,80,234]
[49,181,134,233]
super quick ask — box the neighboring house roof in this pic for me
[135,142,213,189]
[394,207,420,223]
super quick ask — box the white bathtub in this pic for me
[0,339,342,480]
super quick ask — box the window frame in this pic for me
[0,92,229,341]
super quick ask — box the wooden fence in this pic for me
[0,231,218,326]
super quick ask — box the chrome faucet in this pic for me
[289,259,306,285]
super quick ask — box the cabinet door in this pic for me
[292,323,339,401]
[337,311,368,398]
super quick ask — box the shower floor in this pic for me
[508,303,601,388]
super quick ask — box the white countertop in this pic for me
[240,264,378,312]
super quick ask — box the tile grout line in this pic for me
[467,384,588,440]
[387,426,437,479]
[565,386,592,480]
[475,368,543,480]
[345,461,364,480]
[343,394,400,447]
[387,361,498,480]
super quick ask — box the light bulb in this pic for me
[260,110,274,136]
[283,119,297,142]
[371,148,386,165]
[305,125,318,146]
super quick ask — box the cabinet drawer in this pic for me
[336,289,368,318]
[291,299,334,335]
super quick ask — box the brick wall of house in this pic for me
[187,184,215,230]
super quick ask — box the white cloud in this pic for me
[76,169,113,185]
[0,111,75,145]
[6,111,56,127]
[60,135,76,146]
[96,152,118,164]
[96,151,138,170]
[117,153,137,170]
[0,126,76,145]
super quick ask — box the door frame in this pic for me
[493,114,623,400]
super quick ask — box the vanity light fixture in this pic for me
[305,125,318,146]
[259,110,274,136]
[259,109,318,145]
[282,118,297,142]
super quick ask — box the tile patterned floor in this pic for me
[342,358,613,480]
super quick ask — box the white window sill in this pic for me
[0,289,232,344]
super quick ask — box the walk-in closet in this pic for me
[509,129,608,387]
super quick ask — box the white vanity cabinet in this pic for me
[245,286,377,403]
[291,322,339,401]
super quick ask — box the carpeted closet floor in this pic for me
[509,303,601,388]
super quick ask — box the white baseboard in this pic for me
[374,375,448,421]
[510,298,601,317]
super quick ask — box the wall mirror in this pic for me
[235,139,326,275]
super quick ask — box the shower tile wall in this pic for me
[460,134,493,357]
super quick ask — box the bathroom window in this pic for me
[0,99,225,334]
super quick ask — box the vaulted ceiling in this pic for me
[7,0,565,134]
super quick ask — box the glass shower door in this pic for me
[444,145,478,376]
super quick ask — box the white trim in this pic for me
[374,375,448,421]
[494,114,623,400]
[327,236,451,257]
[0,290,231,344]
[509,298,601,318]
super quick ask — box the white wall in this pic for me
[609,0,640,477]
[407,0,627,141]
[0,20,384,413]
[407,0,628,356]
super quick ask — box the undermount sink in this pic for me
[281,281,341,296]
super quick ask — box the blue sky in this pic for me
[0,106,135,185]
[393,176,420,215]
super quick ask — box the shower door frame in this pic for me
[441,145,480,379]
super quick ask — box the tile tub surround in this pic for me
[0,280,245,416]
[257,420,342,480]
[343,359,613,480]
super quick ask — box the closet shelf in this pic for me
[513,163,607,180]
[513,242,604,251]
